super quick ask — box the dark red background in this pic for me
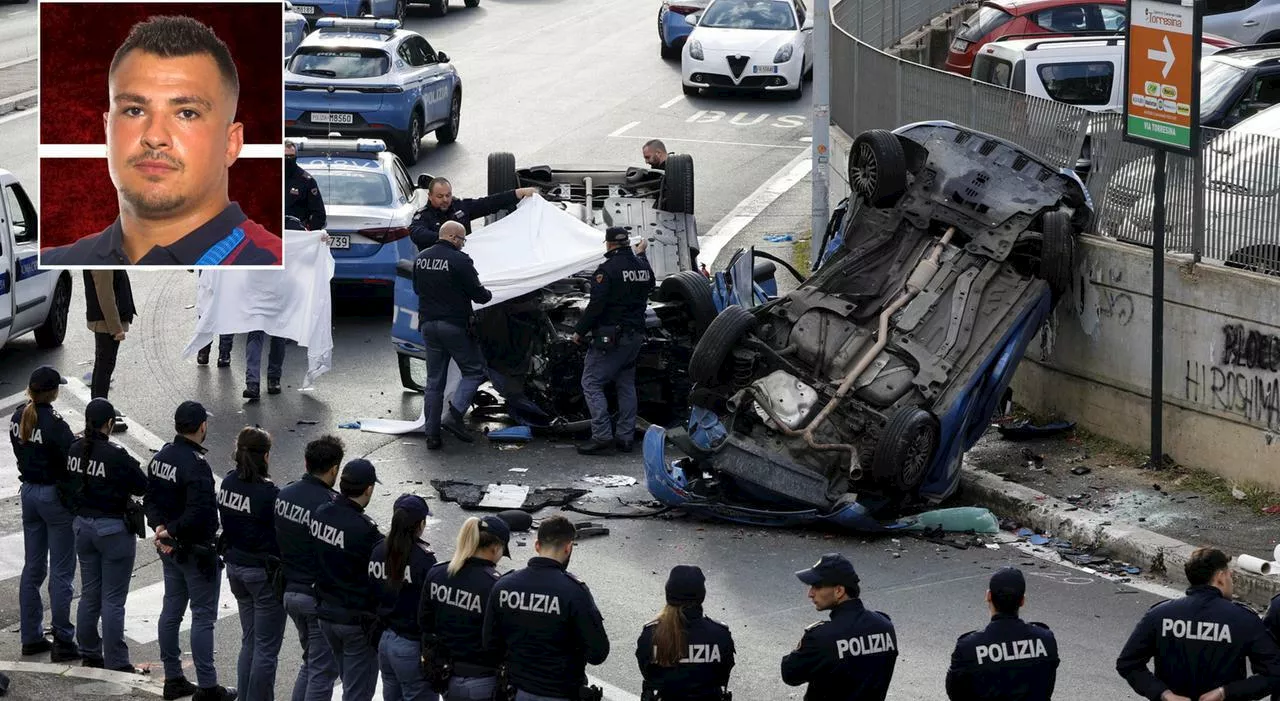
[40,2,283,144]
[39,159,282,250]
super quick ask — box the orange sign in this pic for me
[1125,0,1199,151]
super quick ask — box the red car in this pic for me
[944,0,1128,76]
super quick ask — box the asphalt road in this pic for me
[0,1,35,68]
[0,108,36,204]
[0,1,1181,699]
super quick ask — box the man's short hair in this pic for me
[427,177,452,194]
[643,139,667,153]
[109,16,240,106]
[1185,547,1231,586]
[304,435,344,475]
[439,221,465,238]
[537,514,576,549]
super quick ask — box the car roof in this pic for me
[1207,44,1280,67]
[299,151,398,170]
[1232,103,1280,136]
[300,26,409,51]
[985,0,1123,17]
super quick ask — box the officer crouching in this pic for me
[946,567,1059,700]
[572,227,655,456]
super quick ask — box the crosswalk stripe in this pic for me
[0,532,26,584]
[123,576,237,645]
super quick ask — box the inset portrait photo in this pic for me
[38,2,285,268]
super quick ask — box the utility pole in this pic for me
[811,0,832,258]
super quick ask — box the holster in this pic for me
[496,666,516,701]
[420,635,453,693]
[590,325,619,350]
[361,614,386,648]
[264,555,286,602]
[123,498,146,539]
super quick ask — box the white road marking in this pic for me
[589,674,643,701]
[62,377,168,454]
[658,95,683,109]
[609,133,806,150]
[0,533,28,583]
[1008,541,1185,600]
[698,149,813,266]
[609,120,641,137]
[123,575,237,645]
[0,103,36,126]
[39,144,282,159]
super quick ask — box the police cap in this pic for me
[989,566,1026,599]
[175,400,210,428]
[605,226,631,244]
[393,493,430,524]
[482,514,512,558]
[666,565,707,605]
[85,398,116,429]
[28,366,67,392]
[796,553,859,589]
[342,458,380,487]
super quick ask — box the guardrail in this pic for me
[828,0,1280,275]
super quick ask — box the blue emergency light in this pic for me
[293,137,387,156]
[315,17,401,32]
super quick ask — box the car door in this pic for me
[794,0,812,65]
[1220,69,1280,127]
[410,36,451,126]
[0,196,12,349]
[393,36,430,125]
[5,181,44,333]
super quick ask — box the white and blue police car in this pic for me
[294,136,427,287]
[285,2,310,58]
[285,18,462,166]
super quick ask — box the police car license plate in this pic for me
[752,65,779,74]
[311,112,353,124]
[294,4,314,12]
[327,235,350,249]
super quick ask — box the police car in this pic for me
[1,170,72,352]
[285,2,310,58]
[289,0,406,26]
[285,18,462,166]
[294,136,426,285]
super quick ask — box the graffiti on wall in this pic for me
[1184,325,1280,429]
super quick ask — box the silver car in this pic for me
[1205,0,1280,44]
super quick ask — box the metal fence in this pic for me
[828,0,1280,276]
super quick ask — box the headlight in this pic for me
[689,40,704,60]
[774,44,793,63]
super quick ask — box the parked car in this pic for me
[289,0,405,26]
[2,170,72,351]
[285,18,462,166]
[643,121,1093,530]
[945,0,1127,76]
[1199,44,1280,128]
[285,2,310,58]
[681,0,813,99]
[1205,0,1280,45]
[413,0,479,18]
[659,0,710,59]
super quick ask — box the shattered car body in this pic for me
[645,121,1093,529]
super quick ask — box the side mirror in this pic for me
[686,12,701,26]
[285,0,294,9]
[417,173,433,189]
[437,51,450,63]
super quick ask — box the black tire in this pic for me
[34,275,71,349]
[398,353,424,392]
[487,152,519,223]
[465,0,479,6]
[662,153,695,214]
[394,0,405,22]
[661,40,678,60]
[689,306,756,385]
[871,405,939,493]
[431,0,448,16]
[398,111,422,166]
[848,129,909,208]
[1040,210,1076,301]
[435,91,461,144]
[659,270,717,340]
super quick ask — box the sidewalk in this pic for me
[0,662,161,699]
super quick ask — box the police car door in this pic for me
[0,185,12,348]
[410,36,450,126]
[5,181,43,334]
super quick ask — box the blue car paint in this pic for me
[285,14,308,57]
[332,236,414,284]
[660,6,696,50]
[392,271,425,356]
[307,0,399,21]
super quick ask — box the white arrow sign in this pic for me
[1148,35,1175,79]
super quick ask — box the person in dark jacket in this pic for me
[781,553,898,701]
[313,459,385,701]
[67,398,147,673]
[370,494,437,701]
[420,514,512,700]
[483,515,609,701]
[407,177,537,250]
[572,228,655,455]
[84,270,134,430]
[144,401,235,701]
[636,565,734,701]
[1117,547,1280,701]
[218,426,284,701]
[946,567,1059,701]
[286,140,326,231]
[413,221,492,450]
[9,366,79,661]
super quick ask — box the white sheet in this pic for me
[183,230,336,389]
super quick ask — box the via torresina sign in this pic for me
[1123,0,1201,153]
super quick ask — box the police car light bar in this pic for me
[314,17,401,32]
[293,137,387,154]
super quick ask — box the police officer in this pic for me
[144,401,236,701]
[483,514,610,701]
[67,398,147,673]
[946,567,1058,700]
[218,426,285,700]
[1117,547,1280,701]
[10,366,79,661]
[286,140,327,231]
[370,494,437,701]
[313,459,385,701]
[408,177,538,250]
[572,227,655,455]
[636,565,735,701]
[420,515,512,700]
[413,220,491,450]
[781,553,898,701]
[275,435,343,701]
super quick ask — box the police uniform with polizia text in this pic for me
[409,190,519,250]
[286,156,327,231]
[636,565,735,701]
[369,494,437,700]
[946,569,1058,701]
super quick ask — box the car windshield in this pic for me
[956,5,1013,42]
[308,167,394,206]
[699,0,797,30]
[289,47,390,79]
[1200,59,1248,116]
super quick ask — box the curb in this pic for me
[0,661,164,697]
[0,89,37,118]
[961,463,1280,608]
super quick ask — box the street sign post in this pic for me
[1122,0,1202,470]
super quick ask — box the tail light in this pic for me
[359,226,409,244]
[356,85,404,93]
[668,4,701,14]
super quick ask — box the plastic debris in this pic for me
[1233,487,1248,501]
[1070,466,1092,476]
[762,234,794,243]
[509,468,529,473]
[487,425,534,443]
[338,421,360,429]
[1028,535,1050,546]
[1262,505,1280,514]
[1021,447,1045,468]
[1016,527,1035,538]
[497,444,523,451]
[996,419,1076,440]
[582,475,638,488]
[897,507,999,534]
[296,420,318,425]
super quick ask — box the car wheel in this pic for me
[487,151,519,222]
[871,405,939,494]
[659,270,717,340]
[431,0,448,16]
[689,305,756,385]
[436,91,461,144]
[34,275,71,349]
[398,353,426,392]
[394,0,405,22]
[682,84,698,96]
[662,153,695,214]
[661,40,678,60]
[398,112,422,165]
[848,129,909,208]
[1039,209,1076,301]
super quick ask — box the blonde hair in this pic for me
[447,517,503,577]
[19,389,58,443]
[652,604,688,667]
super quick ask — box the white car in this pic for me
[1,170,72,351]
[681,0,813,99]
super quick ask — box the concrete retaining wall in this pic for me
[887,5,975,69]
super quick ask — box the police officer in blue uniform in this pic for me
[10,366,80,662]
[370,494,438,701]
[286,140,327,231]
[781,553,898,701]
[217,426,285,700]
[483,515,610,701]
[413,220,492,450]
[636,565,735,701]
[1117,547,1280,701]
[313,459,385,701]
[421,515,512,701]
[144,401,236,701]
[66,398,147,673]
[408,177,537,250]
[275,435,343,701]
[946,567,1058,700]
[572,227,655,456]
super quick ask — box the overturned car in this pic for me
[644,121,1092,530]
